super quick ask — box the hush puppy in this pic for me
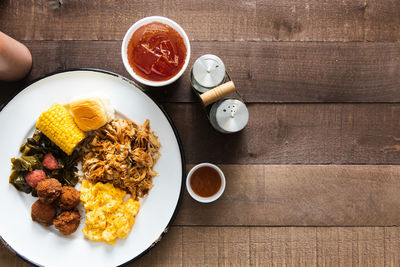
[31,200,56,227]
[58,186,80,210]
[54,210,81,235]
[36,178,62,204]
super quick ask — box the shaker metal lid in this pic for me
[192,54,226,88]
[215,99,249,133]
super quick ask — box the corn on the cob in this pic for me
[36,103,86,155]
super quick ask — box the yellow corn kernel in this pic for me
[36,103,86,155]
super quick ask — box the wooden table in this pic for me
[1,0,400,266]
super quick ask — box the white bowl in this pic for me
[186,163,226,203]
[121,16,191,87]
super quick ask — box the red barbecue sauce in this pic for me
[127,22,187,81]
[190,166,222,198]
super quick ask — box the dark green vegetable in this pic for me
[9,171,32,194]
[9,129,82,195]
[61,167,79,186]
[11,155,41,171]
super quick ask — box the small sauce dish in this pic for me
[186,163,226,203]
[121,16,191,87]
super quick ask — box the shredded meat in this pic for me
[81,119,161,199]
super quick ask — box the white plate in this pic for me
[0,69,185,267]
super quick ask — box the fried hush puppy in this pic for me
[31,200,56,227]
[36,178,62,204]
[57,186,80,210]
[54,210,80,235]
[31,179,81,235]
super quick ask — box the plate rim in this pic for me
[0,68,186,267]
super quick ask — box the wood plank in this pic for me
[385,227,400,267]
[250,227,317,266]
[130,226,183,266]
[257,0,365,41]
[182,227,250,266]
[181,227,220,266]
[365,0,400,41]
[1,41,399,104]
[175,165,400,226]
[166,103,400,164]
[316,227,385,266]
[2,227,399,266]
[1,0,399,41]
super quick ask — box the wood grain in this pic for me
[165,103,400,164]
[251,227,317,266]
[365,0,400,41]
[1,41,399,104]
[1,227,399,266]
[181,227,250,266]
[131,227,183,266]
[385,227,400,266]
[175,165,400,226]
[1,0,399,41]
[316,227,385,266]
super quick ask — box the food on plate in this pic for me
[11,155,41,172]
[31,182,81,234]
[57,186,80,210]
[54,209,81,235]
[32,182,81,234]
[9,130,81,195]
[80,180,140,245]
[36,178,62,204]
[42,153,59,170]
[36,103,86,155]
[25,169,46,188]
[68,97,114,131]
[31,200,56,227]
[79,118,161,244]
[81,119,161,199]
[127,21,187,81]
[9,97,162,243]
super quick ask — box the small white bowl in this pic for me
[121,16,191,87]
[186,163,226,203]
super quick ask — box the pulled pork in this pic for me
[81,119,161,199]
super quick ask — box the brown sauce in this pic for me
[127,22,187,81]
[190,166,221,197]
